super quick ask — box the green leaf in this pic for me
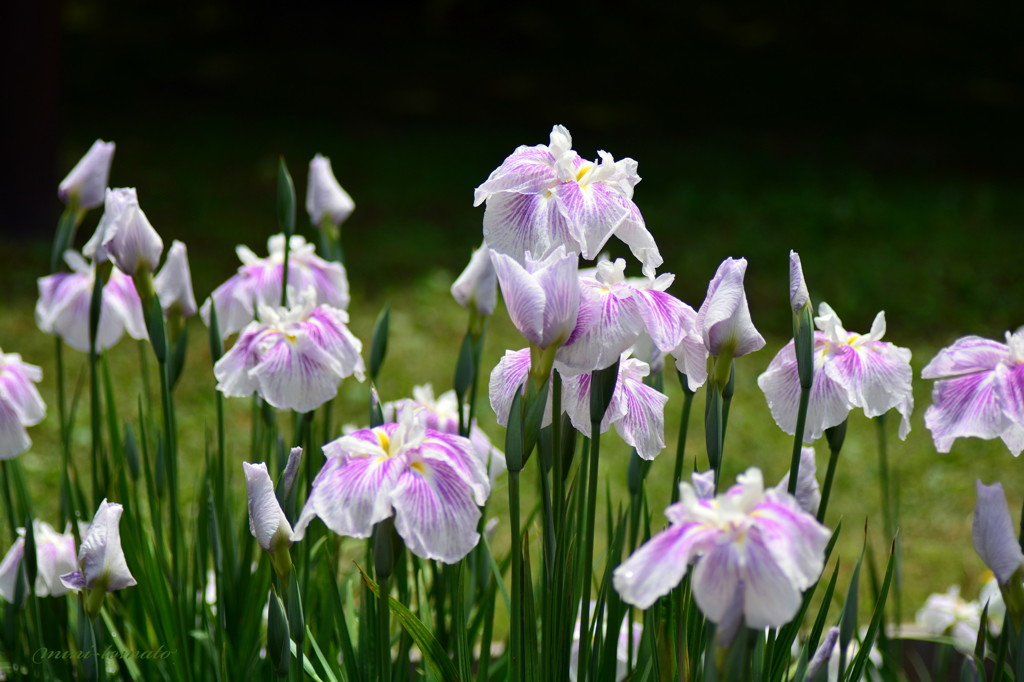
[268,586,291,677]
[358,565,461,681]
[838,528,866,681]
[453,333,475,402]
[368,304,391,383]
[589,359,620,424]
[846,535,897,682]
[277,157,296,237]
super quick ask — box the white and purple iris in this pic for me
[60,499,136,596]
[490,246,580,351]
[556,258,694,376]
[0,520,77,601]
[83,187,164,276]
[213,288,365,413]
[672,257,765,391]
[922,329,1024,456]
[613,468,830,637]
[0,348,46,460]
[200,234,350,338]
[475,125,661,278]
[383,384,506,485]
[489,349,669,460]
[36,251,147,353]
[758,303,914,443]
[293,408,490,563]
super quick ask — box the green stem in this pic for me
[578,427,602,682]
[787,385,812,496]
[509,469,523,682]
[671,374,695,504]
[373,519,394,682]
[817,423,847,523]
[552,372,564,535]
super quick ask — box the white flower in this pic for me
[306,154,355,227]
[58,139,115,209]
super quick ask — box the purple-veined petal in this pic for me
[753,493,830,591]
[390,456,482,563]
[249,333,346,413]
[736,531,805,629]
[690,471,716,500]
[609,199,661,279]
[613,522,716,609]
[973,481,1024,585]
[633,288,692,355]
[483,192,573,267]
[213,325,266,399]
[489,348,533,427]
[491,251,547,347]
[824,340,913,437]
[922,336,1009,379]
[474,143,559,204]
[996,363,1024,427]
[419,432,490,506]
[757,339,852,443]
[924,370,1009,453]
[294,454,404,541]
[698,257,765,358]
[671,329,710,391]
[554,181,630,261]
[612,359,668,460]
[557,281,644,375]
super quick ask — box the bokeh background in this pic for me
[3,0,1024,622]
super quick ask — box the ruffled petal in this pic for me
[613,522,715,609]
[825,340,913,436]
[557,282,644,375]
[924,370,1009,453]
[474,143,559,204]
[483,192,572,266]
[553,181,629,261]
[612,359,668,460]
[390,457,482,563]
[250,334,345,412]
[922,336,1008,379]
[488,349,533,427]
[295,454,404,540]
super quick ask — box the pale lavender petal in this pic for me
[633,289,692,355]
[922,336,1009,379]
[34,521,77,597]
[419,432,490,505]
[690,541,743,624]
[613,523,716,609]
[825,341,913,437]
[924,370,1008,453]
[0,537,24,603]
[77,500,136,592]
[59,571,86,592]
[474,143,559,204]
[104,270,147,341]
[608,199,662,279]
[243,462,293,551]
[613,359,669,460]
[691,471,716,499]
[0,399,32,460]
[451,245,497,316]
[295,454,404,540]
[250,334,345,412]
[738,531,805,629]
[789,250,810,314]
[557,282,644,375]
[775,447,821,516]
[58,140,115,209]
[306,154,355,226]
[92,188,164,274]
[758,338,851,443]
[996,363,1024,426]
[698,257,765,358]
[201,274,259,337]
[671,330,709,391]
[554,181,629,261]
[532,248,581,349]
[213,325,265,398]
[154,240,198,317]
[488,348,532,427]
[973,481,1024,584]
[483,192,572,266]
[390,457,482,563]
[0,354,45,426]
[753,493,830,590]
[490,251,546,347]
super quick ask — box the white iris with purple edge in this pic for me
[555,258,693,376]
[613,468,829,635]
[36,250,147,353]
[921,329,1024,456]
[475,125,662,278]
[292,408,490,564]
[0,348,46,460]
[758,302,913,443]
[200,233,350,338]
[213,287,364,413]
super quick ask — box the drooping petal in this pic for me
[973,480,1024,585]
[924,370,1010,454]
[607,199,662,279]
[633,288,692,355]
[293,454,404,541]
[249,334,347,413]
[737,532,805,629]
[488,348,533,427]
[611,359,669,460]
[483,192,573,267]
[824,340,913,437]
[554,181,630,262]
[613,522,716,609]
[0,399,32,460]
[389,456,482,563]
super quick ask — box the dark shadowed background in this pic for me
[2,0,1023,339]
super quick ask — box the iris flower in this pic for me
[475,125,662,278]
[758,303,913,443]
[0,521,77,601]
[36,251,147,353]
[613,468,829,638]
[921,329,1024,455]
[58,139,115,210]
[154,240,198,317]
[83,187,164,275]
[306,154,355,229]
[60,500,137,599]
[214,288,364,413]
[490,246,580,351]
[293,407,490,563]
[200,234,350,338]
[0,348,46,460]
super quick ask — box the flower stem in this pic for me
[509,468,523,682]
[671,372,695,504]
[578,427,602,682]
[787,385,812,496]
[817,420,847,523]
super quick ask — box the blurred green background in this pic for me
[2,0,1024,624]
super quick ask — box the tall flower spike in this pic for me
[922,329,1024,456]
[200,234,350,338]
[306,154,355,228]
[613,468,829,641]
[58,139,115,210]
[561,355,669,460]
[214,287,365,412]
[475,125,662,278]
[60,500,136,615]
[758,302,914,443]
[154,240,197,317]
[451,244,498,317]
[293,408,491,563]
[0,349,46,460]
[84,188,164,276]
[556,258,693,376]
[36,251,147,353]
[243,462,294,578]
[490,246,580,351]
